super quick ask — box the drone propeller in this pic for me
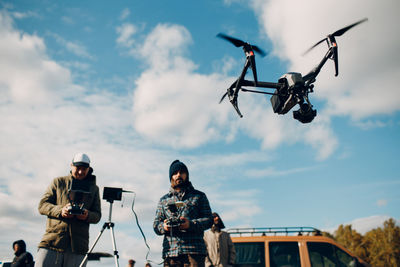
[332,18,368,37]
[303,18,367,76]
[217,33,267,57]
[303,18,368,55]
[217,33,268,87]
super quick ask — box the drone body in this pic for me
[218,18,367,123]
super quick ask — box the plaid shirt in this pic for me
[153,182,213,258]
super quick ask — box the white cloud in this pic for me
[324,215,398,235]
[51,33,94,59]
[132,24,234,148]
[61,16,75,25]
[376,199,388,207]
[303,115,338,160]
[245,166,314,178]
[65,41,93,59]
[213,55,238,76]
[251,0,400,121]
[11,10,40,19]
[116,23,137,48]
[207,188,263,225]
[139,24,193,69]
[233,94,338,160]
[354,119,389,130]
[0,11,77,104]
[120,8,130,20]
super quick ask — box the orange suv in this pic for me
[228,227,370,267]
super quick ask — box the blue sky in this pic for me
[0,0,399,265]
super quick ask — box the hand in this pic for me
[179,217,190,230]
[163,219,171,231]
[61,204,73,218]
[76,209,89,221]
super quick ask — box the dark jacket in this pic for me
[153,182,213,258]
[12,240,34,267]
[38,170,101,254]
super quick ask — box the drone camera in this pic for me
[271,73,305,114]
[293,103,317,123]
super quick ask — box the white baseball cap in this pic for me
[72,153,90,167]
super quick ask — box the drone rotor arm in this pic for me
[249,55,258,86]
[241,88,277,95]
[233,57,252,97]
[333,45,339,76]
[242,79,282,89]
[327,35,339,76]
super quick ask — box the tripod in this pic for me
[80,199,120,267]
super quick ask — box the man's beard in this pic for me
[172,179,190,189]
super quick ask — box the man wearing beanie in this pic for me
[154,160,213,267]
[36,153,101,267]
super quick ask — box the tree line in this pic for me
[322,218,400,267]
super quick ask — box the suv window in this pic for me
[234,242,265,267]
[269,242,301,267]
[307,242,356,267]
[335,247,356,267]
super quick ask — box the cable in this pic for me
[128,192,164,265]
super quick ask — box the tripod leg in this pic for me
[110,223,120,267]
[79,223,107,267]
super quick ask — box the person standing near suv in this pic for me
[204,213,236,267]
[36,153,101,267]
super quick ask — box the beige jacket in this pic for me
[204,229,236,267]
[38,173,101,254]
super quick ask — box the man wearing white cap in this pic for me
[36,153,101,267]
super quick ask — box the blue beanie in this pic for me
[169,160,189,180]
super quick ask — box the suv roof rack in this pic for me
[227,227,322,236]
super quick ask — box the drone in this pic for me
[218,18,368,123]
